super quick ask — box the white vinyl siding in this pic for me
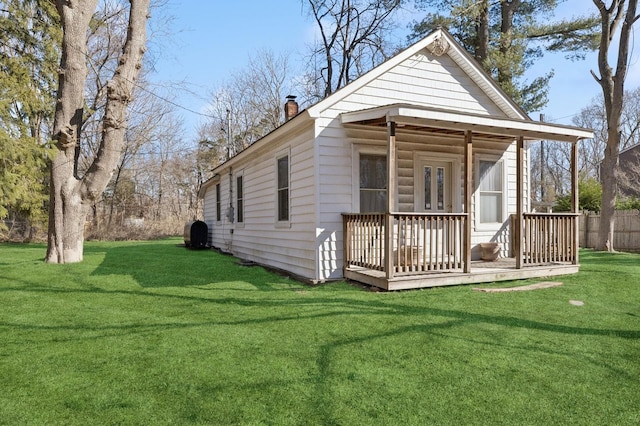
[203,124,317,280]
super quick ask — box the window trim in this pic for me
[275,147,291,227]
[215,183,221,223]
[236,171,244,226]
[352,143,388,213]
[413,152,461,213]
[474,155,507,230]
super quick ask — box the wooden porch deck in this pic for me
[344,257,579,291]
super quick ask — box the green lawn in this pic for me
[1,238,639,425]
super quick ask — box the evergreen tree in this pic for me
[410,0,600,112]
[0,1,60,237]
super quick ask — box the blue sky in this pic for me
[149,0,640,143]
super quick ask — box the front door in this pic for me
[415,160,456,262]
[421,161,452,213]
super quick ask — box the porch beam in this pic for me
[515,136,524,269]
[571,140,579,265]
[384,121,396,279]
[390,117,584,143]
[341,105,594,143]
[464,130,472,273]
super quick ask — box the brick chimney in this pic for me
[284,95,299,121]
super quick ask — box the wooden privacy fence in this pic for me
[580,210,640,251]
[342,213,467,274]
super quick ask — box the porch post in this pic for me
[463,130,472,273]
[571,140,579,265]
[384,120,396,279]
[515,136,524,269]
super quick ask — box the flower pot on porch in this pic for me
[480,242,501,261]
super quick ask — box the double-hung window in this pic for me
[478,159,504,224]
[236,175,243,223]
[277,155,289,222]
[359,154,387,213]
[215,183,221,222]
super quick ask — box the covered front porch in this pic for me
[340,104,593,290]
[343,212,580,290]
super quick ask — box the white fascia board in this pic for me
[341,104,594,142]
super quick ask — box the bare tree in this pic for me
[100,88,176,231]
[591,0,639,251]
[572,101,609,180]
[571,87,640,182]
[304,0,402,99]
[46,0,150,263]
[204,49,298,158]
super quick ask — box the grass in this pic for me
[1,238,639,425]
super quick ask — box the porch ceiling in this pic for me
[341,104,594,143]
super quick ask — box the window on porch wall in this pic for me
[478,160,503,223]
[359,154,387,213]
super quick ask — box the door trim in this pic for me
[413,152,461,213]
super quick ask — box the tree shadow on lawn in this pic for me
[87,241,295,290]
[5,282,640,342]
[579,249,640,269]
[6,241,640,354]
[3,284,638,424]
[4,250,640,423]
[65,241,640,344]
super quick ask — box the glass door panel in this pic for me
[423,162,451,213]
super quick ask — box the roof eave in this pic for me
[341,104,594,143]
[198,110,313,198]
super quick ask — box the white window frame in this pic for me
[351,143,389,213]
[235,169,244,228]
[275,147,291,228]
[215,182,221,224]
[474,154,507,231]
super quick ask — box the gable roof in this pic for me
[307,28,529,120]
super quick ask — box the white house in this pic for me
[199,29,593,290]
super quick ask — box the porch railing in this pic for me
[522,213,577,264]
[343,213,467,274]
[343,213,386,271]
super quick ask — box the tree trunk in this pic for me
[498,0,521,89]
[46,0,150,263]
[475,0,489,64]
[46,0,98,263]
[592,0,639,251]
